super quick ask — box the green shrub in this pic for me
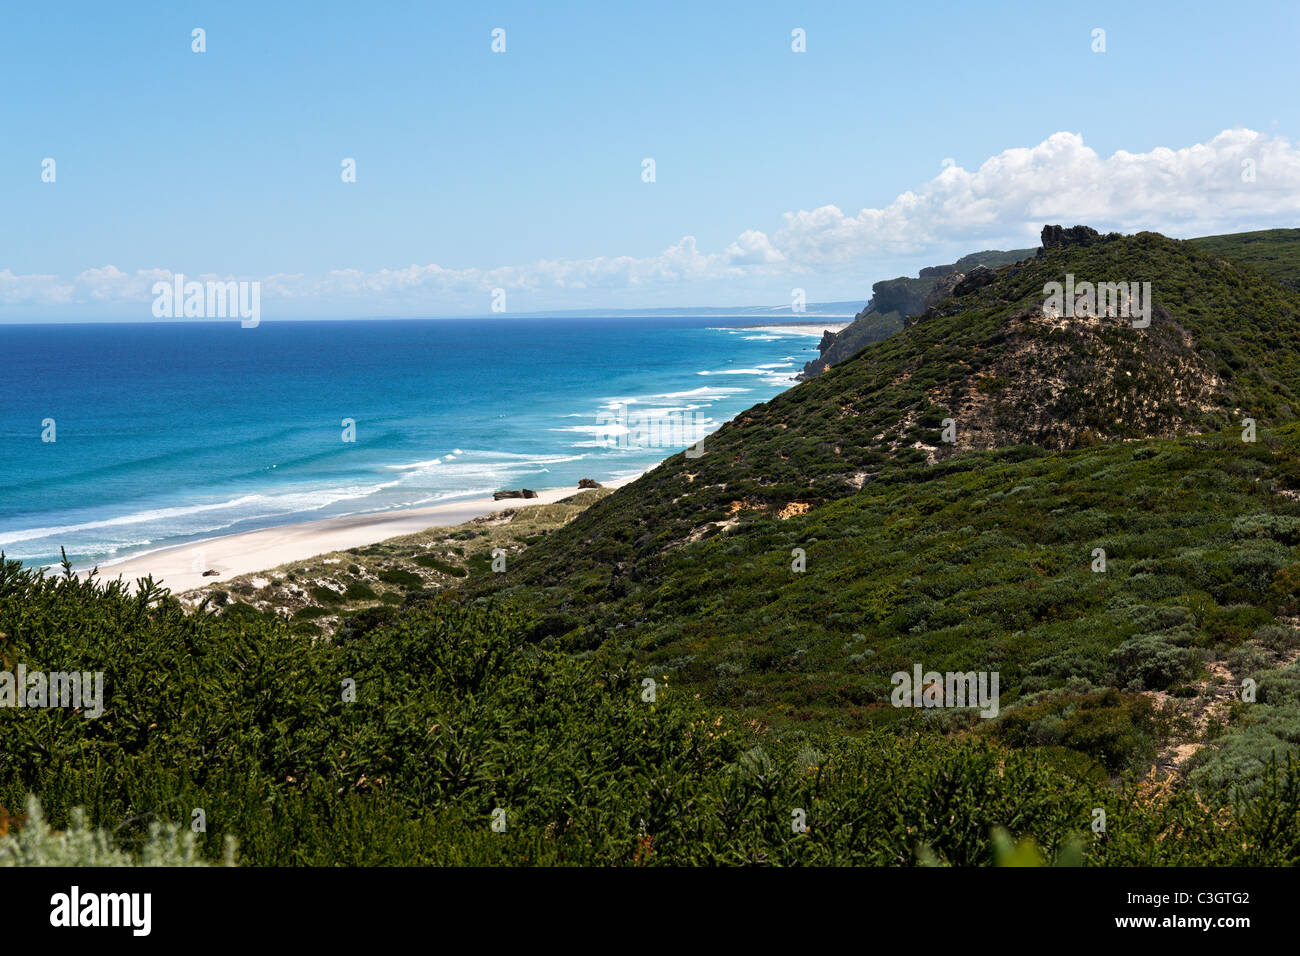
[310,585,344,604]
[1,796,236,867]
[343,580,377,600]
[415,554,469,576]
[1109,634,1200,690]
[993,689,1158,772]
[377,568,423,590]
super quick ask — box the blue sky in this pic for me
[2,0,1298,319]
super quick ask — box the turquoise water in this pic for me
[0,317,827,567]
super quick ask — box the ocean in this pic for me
[0,316,832,569]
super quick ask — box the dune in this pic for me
[92,477,638,595]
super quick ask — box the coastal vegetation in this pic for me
[5,556,1300,865]
[175,492,610,639]
[6,227,1300,865]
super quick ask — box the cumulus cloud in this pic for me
[0,269,70,305]
[1,265,172,306]
[771,128,1300,263]
[4,128,1298,311]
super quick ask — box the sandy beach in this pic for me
[90,477,638,595]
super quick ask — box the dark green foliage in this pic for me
[377,568,423,590]
[336,605,399,641]
[992,689,1159,773]
[472,425,1300,734]
[342,580,377,601]
[5,561,1300,865]
[1188,657,1300,799]
[1109,634,1201,691]
[415,554,469,576]
[1192,228,1300,288]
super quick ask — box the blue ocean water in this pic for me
[0,317,828,568]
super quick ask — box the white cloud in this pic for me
[0,268,70,305]
[770,128,1300,263]
[4,128,1298,312]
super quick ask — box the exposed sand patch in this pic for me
[89,475,641,595]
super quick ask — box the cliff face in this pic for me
[1038,223,1111,252]
[870,276,933,317]
[799,246,1034,379]
[799,276,927,377]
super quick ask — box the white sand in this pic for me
[91,477,638,595]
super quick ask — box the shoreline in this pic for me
[13,318,824,589]
[722,321,850,335]
[89,476,640,595]
[65,321,833,595]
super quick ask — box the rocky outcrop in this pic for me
[952,265,997,296]
[800,307,905,378]
[907,264,1015,329]
[800,247,1034,379]
[906,272,966,328]
[493,489,539,500]
[1038,224,1105,253]
[577,478,602,489]
[870,277,932,318]
[912,300,1224,455]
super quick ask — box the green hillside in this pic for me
[479,425,1300,781]
[804,228,1300,383]
[496,232,1300,571]
[1192,228,1300,288]
[468,229,1300,791]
